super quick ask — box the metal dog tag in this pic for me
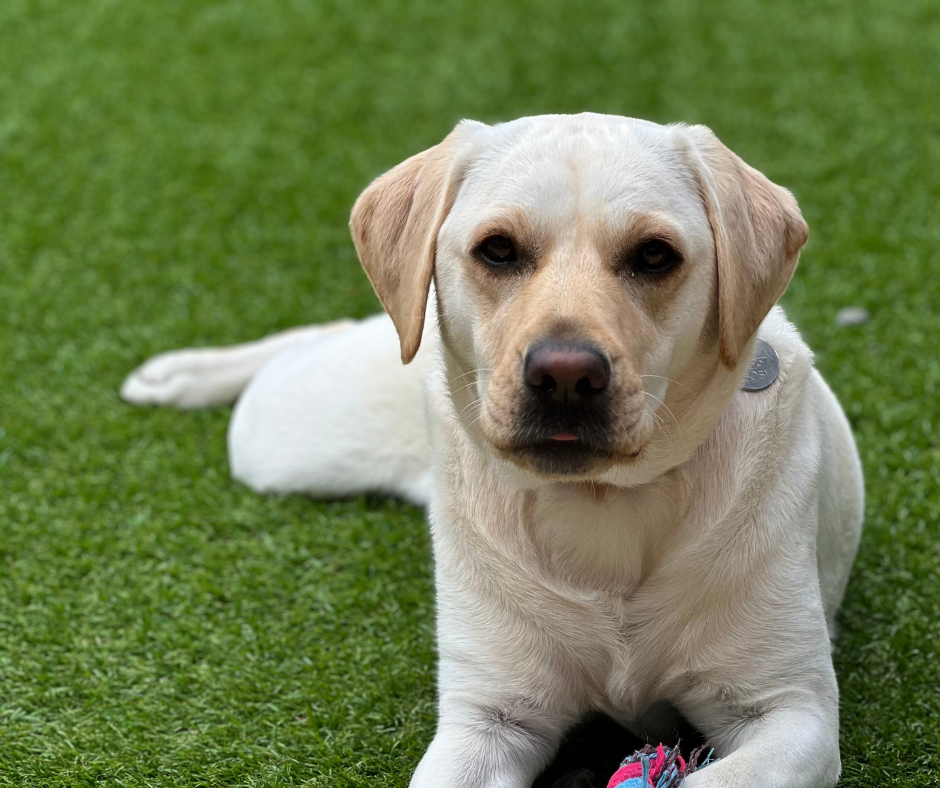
[742,339,779,392]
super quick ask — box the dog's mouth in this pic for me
[478,384,649,477]
[493,422,645,477]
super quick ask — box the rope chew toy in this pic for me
[606,744,716,788]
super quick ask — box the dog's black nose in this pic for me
[524,340,610,403]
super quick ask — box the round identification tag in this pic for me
[742,339,779,392]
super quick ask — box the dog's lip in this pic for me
[495,436,647,462]
[482,413,648,465]
[502,436,614,457]
[491,438,649,479]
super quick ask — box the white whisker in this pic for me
[639,374,693,394]
[448,367,492,384]
[643,390,682,440]
[459,397,483,420]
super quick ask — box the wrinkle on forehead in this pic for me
[454,114,703,231]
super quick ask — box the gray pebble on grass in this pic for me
[835,307,870,327]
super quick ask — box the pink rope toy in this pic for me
[606,744,716,788]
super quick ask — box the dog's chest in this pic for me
[527,480,683,598]
[544,579,697,722]
[525,483,698,716]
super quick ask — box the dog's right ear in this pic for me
[350,122,482,364]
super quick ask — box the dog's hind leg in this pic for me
[227,312,435,506]
[120,320,355,409]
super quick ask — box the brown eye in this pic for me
[635,239,679,274]
[476,235,519,268]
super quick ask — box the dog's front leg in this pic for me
[410,697,572,788]
[682,694,841,788]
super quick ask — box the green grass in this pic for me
[0,0,938,784]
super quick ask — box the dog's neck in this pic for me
[433,337,757,595]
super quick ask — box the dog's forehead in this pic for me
[458,114,700,222]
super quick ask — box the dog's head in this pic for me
[351,114,807,482]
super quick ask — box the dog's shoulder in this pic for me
[724,306,823,493]
[737,305,817,433]
[709,307,820,488]
[756,305,815,395]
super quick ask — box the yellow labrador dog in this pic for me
[123,114,864,788]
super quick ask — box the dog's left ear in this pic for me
[350,121,483,364]
[681,125,809,370]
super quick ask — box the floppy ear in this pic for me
[350,123,479,363]
[682,125,809,369]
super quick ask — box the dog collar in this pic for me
[742,338,779,391]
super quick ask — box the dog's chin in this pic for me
[513,442,615,477]
[491,439,644,480]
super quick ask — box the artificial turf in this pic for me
[0,0,938,784]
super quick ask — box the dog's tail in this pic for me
[120,320,355,409]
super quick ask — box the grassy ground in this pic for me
[1,0,939,784]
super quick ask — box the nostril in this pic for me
[536,374,557,394]
[575,375,605,397]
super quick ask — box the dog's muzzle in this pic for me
[505,339,628,475]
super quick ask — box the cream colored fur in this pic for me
[122,114,864,788]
